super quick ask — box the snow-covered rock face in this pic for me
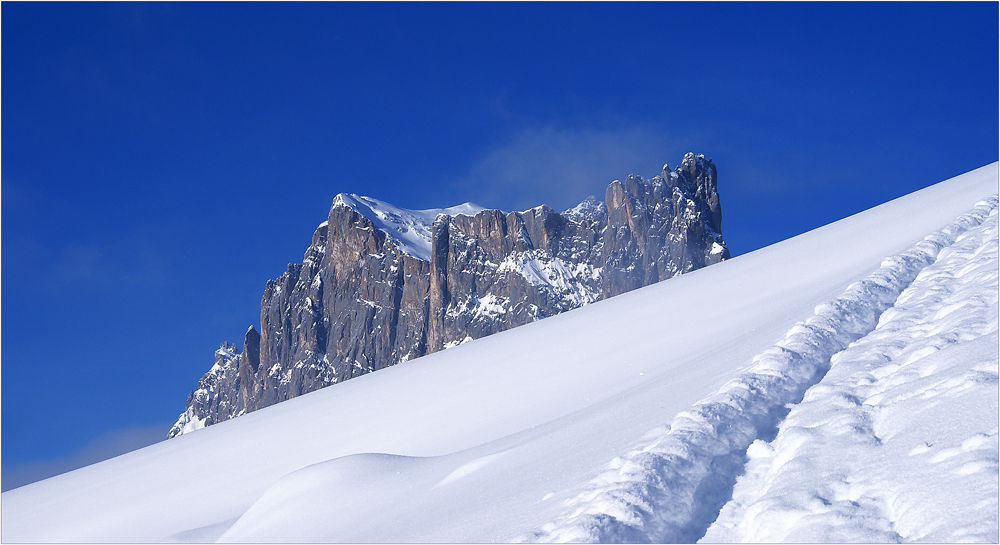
[331,194,486,261]
[167,153,730,438]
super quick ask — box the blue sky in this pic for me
[2,2,996,489]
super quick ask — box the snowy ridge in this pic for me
[562,195,605,223]
[705,199,999,543]
[332,193,486,261]
[522,195,999,543]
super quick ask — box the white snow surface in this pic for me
[704,200,999,543]
[2,164,997,543]
[331,193,486,261]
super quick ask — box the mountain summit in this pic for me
[168,152,730,438]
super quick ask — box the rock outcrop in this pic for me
[168,153,730,438]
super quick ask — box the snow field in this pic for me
[524,196,999,543]
[704,197,999,543]
[2,164,996,543]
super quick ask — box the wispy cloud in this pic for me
[46,237,170,293]
[2,424,169,492]
[455,126,700,212]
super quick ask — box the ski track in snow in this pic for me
[520,195,999,544]
[704,199,999,543]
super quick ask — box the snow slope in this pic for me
[704,199,999,543]
[526,194,998,543]
[2,164,996,543]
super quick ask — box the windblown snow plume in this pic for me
[522,196,999,543]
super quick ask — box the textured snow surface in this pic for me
[1,164,996,544]
[704,200,999,543]
[332,193,486,260]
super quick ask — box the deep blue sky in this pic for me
[2,2,997,489]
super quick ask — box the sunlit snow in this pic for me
[1,164,996,544]
[331,193,486,261]
[704,202,999,543]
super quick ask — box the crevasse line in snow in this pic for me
[520,195,999,544]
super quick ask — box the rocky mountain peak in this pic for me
[168,153,730,438]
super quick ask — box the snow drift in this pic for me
[2,163,997,543]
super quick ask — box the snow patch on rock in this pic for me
[333,193,486,261]
[498,251,602,308]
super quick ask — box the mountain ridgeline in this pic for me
[168,152,730,438]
